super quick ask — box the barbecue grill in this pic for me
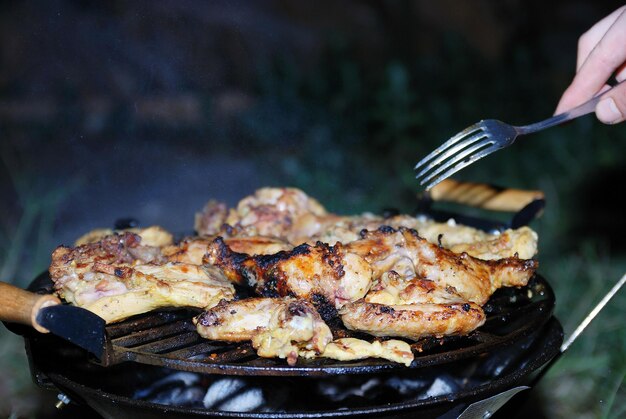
[4,181,563,418]
[17,272,562,418]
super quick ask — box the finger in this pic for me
[616,62,626,81]
[577,11,626,95]
[577,6,626,71]
[596,81,626,124]
[556,10,626,113]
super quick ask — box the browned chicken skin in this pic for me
[195,297,333,365]
[339,300,485,340]
[204,238,373,316]
[346,227,537,305]
[195,187,329,243]
[50,232,235,323]
[195,187,538,261]
[333,226,535,339]
[162,236,292,265]
[50,232,165,279]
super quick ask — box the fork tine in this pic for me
[418,137,494,185]
[414,123,482,172]
[420,146,499,190]
[414,132,490,180]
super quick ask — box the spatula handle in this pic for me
[0,281,61,333]
[428,179,545,213]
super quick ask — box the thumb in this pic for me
[596,82,626,124]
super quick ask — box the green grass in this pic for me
[540,255,626,418]
[0,151,79,417]
[0,329,42,418]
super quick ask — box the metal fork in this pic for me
[415,82,623,190]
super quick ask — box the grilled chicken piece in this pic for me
[50,232,165,279]
[346,227,537,305]
[194,200,229,236]
[446,226,538,260]
[365,271,469,305]
[195,187,330,242]
[194,297,333,365]
[74,226,174,247]
[312,216,538,260]
[333,227,532,340]
[338,270,485,340]
[195,187,538,260]
[204,238,372,312]
[53,262,234,323]
[162,236,292,265]
[299,338,414,366]
[339,300,485,341]
[50,233,235,323]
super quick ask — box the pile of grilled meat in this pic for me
[49,188,538,366]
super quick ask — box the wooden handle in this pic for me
[428,179,545,212]
[0,281,61,333]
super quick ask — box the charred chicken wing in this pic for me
[204,238,372,312]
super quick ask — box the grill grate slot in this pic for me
[162,341,231,360]
[468,331,500,344]
[126,331,201,354]
[106,310,196,339]
[111,319,195,347]
[193,344,257,364]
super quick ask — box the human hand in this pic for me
[555,6,626,124]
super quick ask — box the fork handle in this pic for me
[428,179,544,212]
[516,80,626,134]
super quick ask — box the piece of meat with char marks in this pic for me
[203,237,372,313]
[338,269,487,340]
[339,299,485,341]
[195,187,330,241]
[194,297,333,366]
[49,232,235,323]
[50,232,165,281]
[346,226,537,305]
[162,236,292,265]
[193,188,538,261]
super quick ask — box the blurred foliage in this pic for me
[0,155,77,417]
[235,31,626,418]
[0,148,81,287]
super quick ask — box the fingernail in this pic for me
[596,98,624,124]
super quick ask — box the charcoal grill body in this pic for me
[18,275,563,419]
[24,317,562,418]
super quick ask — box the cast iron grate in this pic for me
[95,274,554,376]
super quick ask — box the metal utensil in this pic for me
[560,272,626,353]
[415,81,625,190]
[0,281,106,358]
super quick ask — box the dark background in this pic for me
[1,0,624,243]
[1,1,626,418]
